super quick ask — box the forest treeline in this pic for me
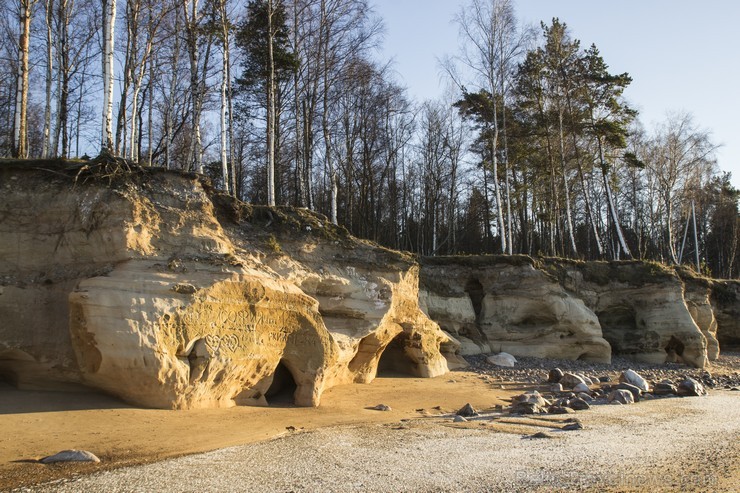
[1,0,739,278]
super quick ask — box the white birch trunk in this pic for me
[266,0,276,206]
[184,0,202,173]
[42,0,53,158]
[101,0,117,154]
[165,10,180,170]
[216,0,231,194]
[220,45,229,194]
[14,0,33,158]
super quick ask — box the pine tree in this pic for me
[235,0,297,206]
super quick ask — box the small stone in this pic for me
[548,368,564,383]
[512,391,550,407]
[677,377,707,397]
[562,422,584,431]
[528,431,554,439]
[616,383,642,402]
[372,404,392,411]
[653,381,677,396]
[577,392,593,402]
[40,450,100,464]
[620,369,650,392]
[456,403,478,417]
[510,402,540,415]
[550,383,563,393]
[598,376,611,383]
[487,352,517,367]
[171,283,197,294]
[453,415,468,423]
[560,373,585,389]
[573,383,590,393]
[548,405,574,414]
[608,389,635,405]
[568,398,590,411]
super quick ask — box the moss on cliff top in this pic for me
[420,254,680,288]
[539,257,677,287]
[421,254,536,268]
[710,281,739,305]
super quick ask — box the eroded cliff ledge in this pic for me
[421,256,739,369]
[2,161,738,409]
[0,161,462,409]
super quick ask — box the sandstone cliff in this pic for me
[420,257,611,363]
[420,257,735,369]
[709,280,740,350]
[0,161,460,409]
[546,260,709,368]
[2,161,736,407]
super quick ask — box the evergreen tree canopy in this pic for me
[235,0,297,96]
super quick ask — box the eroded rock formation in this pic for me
[711,280,740,349]
[421,258,612,363]
[421,257,736,369]
[549,261,709,368]
[2,161,736,407]
[0,162,460,408]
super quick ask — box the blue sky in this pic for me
[371,0,740,188]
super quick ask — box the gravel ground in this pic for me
[18,391,740,493]
[464,351,740,389]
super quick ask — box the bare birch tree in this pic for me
[101,0,116,154]
[13,0,38,158]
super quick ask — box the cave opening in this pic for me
[665,336,685,359]
[265,360,298,405]
[465,278,485,320]
[377,332,416,377]
[596,305,638,354]
[0,350,29,388]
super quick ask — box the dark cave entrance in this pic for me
[265,360,298,405]
[377,331,415,377]
[596,305,638,354]
[465,278,484,320]
[665,336,685,362]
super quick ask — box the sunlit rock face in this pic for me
[421,258,722,369]
[420,257,612,363]
[552,261,709,368]
[710,280,740,350]
[682,278,720,361]
[0,162,459,408]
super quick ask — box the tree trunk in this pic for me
[184,0,202,172]
[13,0,34,158]
[597,134,632,258]
[219,59,229,192]
[101,0,117,154]
[58,0,70,157]
[165,9,180,170]
[42,0,53,158]
[490,123,506,254]
[557,104,578,256]
[266,0,276,205]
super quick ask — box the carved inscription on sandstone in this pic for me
[158,285,326,359]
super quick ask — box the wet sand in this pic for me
[0,372,515,491]
[2,368,739,492]
[20,392,740,493]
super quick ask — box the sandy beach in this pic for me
[0,371,516,491]
[3,357,740,492]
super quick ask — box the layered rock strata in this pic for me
[420,257,611,363]
[0,162,460,408]
[710,280,740,349]
[420,257,731,369]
